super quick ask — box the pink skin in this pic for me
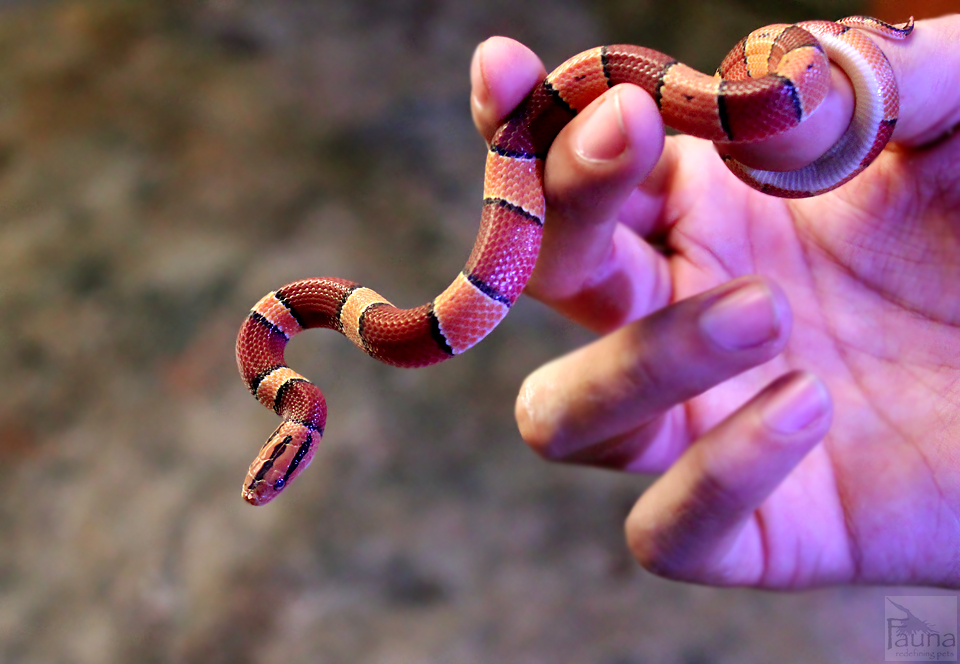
[471,15,960,588]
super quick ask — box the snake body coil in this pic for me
[236,16,914,505]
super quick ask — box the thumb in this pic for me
[470,36,546,145]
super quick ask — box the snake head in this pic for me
[242,420,319,506]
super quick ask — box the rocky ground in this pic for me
[0,1,940,662]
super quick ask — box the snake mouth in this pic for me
[241,485,271,507]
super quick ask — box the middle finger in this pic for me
[516,275,792,471]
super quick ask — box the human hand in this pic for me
[470,15,960,588]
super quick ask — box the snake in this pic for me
[236,15,914,505]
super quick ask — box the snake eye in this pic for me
[274,478,285,490]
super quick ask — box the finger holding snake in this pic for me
[472,38,672,332]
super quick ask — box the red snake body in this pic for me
[236,16,914,505]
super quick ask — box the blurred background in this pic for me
[0,0,953,662]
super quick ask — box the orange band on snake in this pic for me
[236,16,914,505]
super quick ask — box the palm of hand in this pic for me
[663,133,960,587]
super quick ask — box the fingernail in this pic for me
[699,281,781,351]
[575,90,627,162]
[470,40,488,114]
[760,372,830,434]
